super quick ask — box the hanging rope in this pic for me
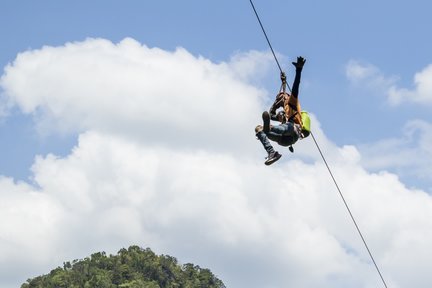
[248,1,389,287]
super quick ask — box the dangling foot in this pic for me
[264,151,282,166]
[255,125,263,134]
[262,111,270,133]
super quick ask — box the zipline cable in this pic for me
[248,1,389,287]
[310,132,389,288]
[248,0,292,93]
[249,0,282,72]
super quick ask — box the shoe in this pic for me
[262,111,270,133]
[264,151,282,166]
[255,125,263,134]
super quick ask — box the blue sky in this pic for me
[1,1,432,287]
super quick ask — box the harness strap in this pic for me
[287,111,298,123]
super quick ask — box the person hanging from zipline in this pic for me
[255,56,311,165]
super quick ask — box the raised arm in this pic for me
[291,56,306,99]
[269,57,306,123]
[282,57,306,125]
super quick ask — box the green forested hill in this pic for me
[22,245,226,288]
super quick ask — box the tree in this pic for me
[22,246,226,288]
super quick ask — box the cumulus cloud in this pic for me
[3,129,432,288]
[359,119,432,190]
[346,60,397,90]
[387,64,432,105]
[346,60,432,106]
[0,176,64,286]
[0,38,267,152]
[1,39,432,288]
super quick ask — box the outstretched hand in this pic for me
[292,56,306,69]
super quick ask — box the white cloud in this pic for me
[0,176,64,286]
[4,130,432,288]
[346,60,432,106]
[387,64,432,105]
[0,38,266,152]
[359,119,432,189]
[1,39,432,288]
[345,60,397,93]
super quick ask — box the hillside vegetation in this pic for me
[22,245,226,288]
